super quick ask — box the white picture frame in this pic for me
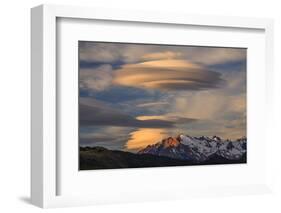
[31,4,274,208]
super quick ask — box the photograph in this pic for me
[79,41,247,170]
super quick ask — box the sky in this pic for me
[79,41,247,152]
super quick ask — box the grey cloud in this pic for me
[179,47,247,65]
[80,65,113,91]
[80,98,197,128]
[80,135,128,148]
[79,42,163,64]
[80,104,173,128]
[79,127,133,150]
[79,41,246,66]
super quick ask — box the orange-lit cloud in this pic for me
[113,59,224,91]
[137,115,167,120]
[136,115,196,124]
[137,59,200,68]
[126,128,168,150]
[125,116,198,150]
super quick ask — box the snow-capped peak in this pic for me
[212,135,222,141]
[138,134,247,163]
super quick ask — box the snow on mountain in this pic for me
[138,134,247,163]
[217,138,247,160]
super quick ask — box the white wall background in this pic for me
[0,0,280,212]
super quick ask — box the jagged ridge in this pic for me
[138,135,247,163]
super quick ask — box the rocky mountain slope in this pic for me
[79,146,194,170]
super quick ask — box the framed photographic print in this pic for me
[78,41,247,170]
[31,4,274,208]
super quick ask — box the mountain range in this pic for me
[138,134,246,162]
[80,134,246,170]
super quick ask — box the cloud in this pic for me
[142,51,182,60]
[80,97,197,129]
[80,98,196,128]
[126,128,168,150]
[136,101,169,108]
[79,41,246,67]
[78,42,247,142]
[136,115,196,124]
[165,89,246,139]
[79,42,167,64]
[141,48,246,66]
[80,65,113,91]
[80,126,133,149]
[113,59,224,91]
[79,43,122,63]
[180,47,246,65]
